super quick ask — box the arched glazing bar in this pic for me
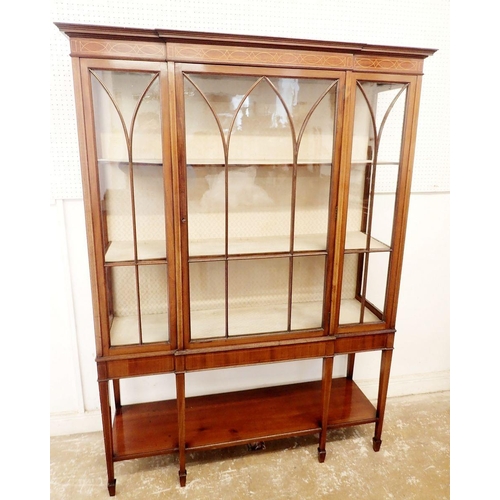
[184,73,338,338]
[354,81,408,324]
[90,70,161,345]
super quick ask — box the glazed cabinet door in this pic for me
[79,59,177,355]
[175,65,344,345]
[336,73,421,331]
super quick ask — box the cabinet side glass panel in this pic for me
[340,81,407,325]
[90,70,169,345]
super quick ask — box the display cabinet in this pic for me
[56,22,435,496]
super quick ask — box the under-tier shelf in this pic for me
[111,378,376,460]
[113,400,178,460]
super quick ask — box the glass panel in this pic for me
[108,265,140,346]
[228,165,292,254]
[187,165,226,256]
[370,84,407,248]
[365,252,390,315]
[132,163,166,260]
[339,254,380,325]
[90,70,170,347]
[228,77,294,164]
[291,256,325,330]
[99,161,135,262]
[184,75,226,256]
[294,164,331,251]
[138,264,169,343]
[340,81,407,325]
[228,258,289,336]
[292,79,337,164]
[183,76,225,164]
[91,71,162,161]
[91,71,166,263]
[183,72,339,339]
[189,261,226,340]
[346,82,407,251]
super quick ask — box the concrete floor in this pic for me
[50,391,449,499]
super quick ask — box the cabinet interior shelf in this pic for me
[112,377,376,460]
[104,231,390,264]
[108,297,381,346]
[98,159,400,167]
[98,160,333,167]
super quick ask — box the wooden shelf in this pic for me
[187,231,389,259]
[105,240,166,263]
[327,377,377,428]
[113,400,178,460]
[184,381,322,451]
[112,378,375,460]
[103,231,389,263]
[189,234,327,257]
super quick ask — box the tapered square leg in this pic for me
[107,479,116,496]
[176,373,187,486]
[98,380,116,496]
[318,357,334,462]
[373,349,393,452]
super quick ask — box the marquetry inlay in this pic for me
[70,38,166,61]
[354,55,423,74]
[168,43,353,69]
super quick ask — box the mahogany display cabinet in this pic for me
[56,22,435,496]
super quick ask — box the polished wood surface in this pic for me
[113,400,178,459]
[110,377,376,458]
[56,22,434,495]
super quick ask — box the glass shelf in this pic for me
[344,231,390,253]
[188,233,327,258]
[98,159,163,166]
[338,299,381,325]
[105,240,166,262]
[190,300,324,340]
[110,313,169,346]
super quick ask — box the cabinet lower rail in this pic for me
[111,377,377,462]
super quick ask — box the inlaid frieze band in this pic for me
[70,38,166,61]
[168,43,353,69]
[354,55,423,74]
